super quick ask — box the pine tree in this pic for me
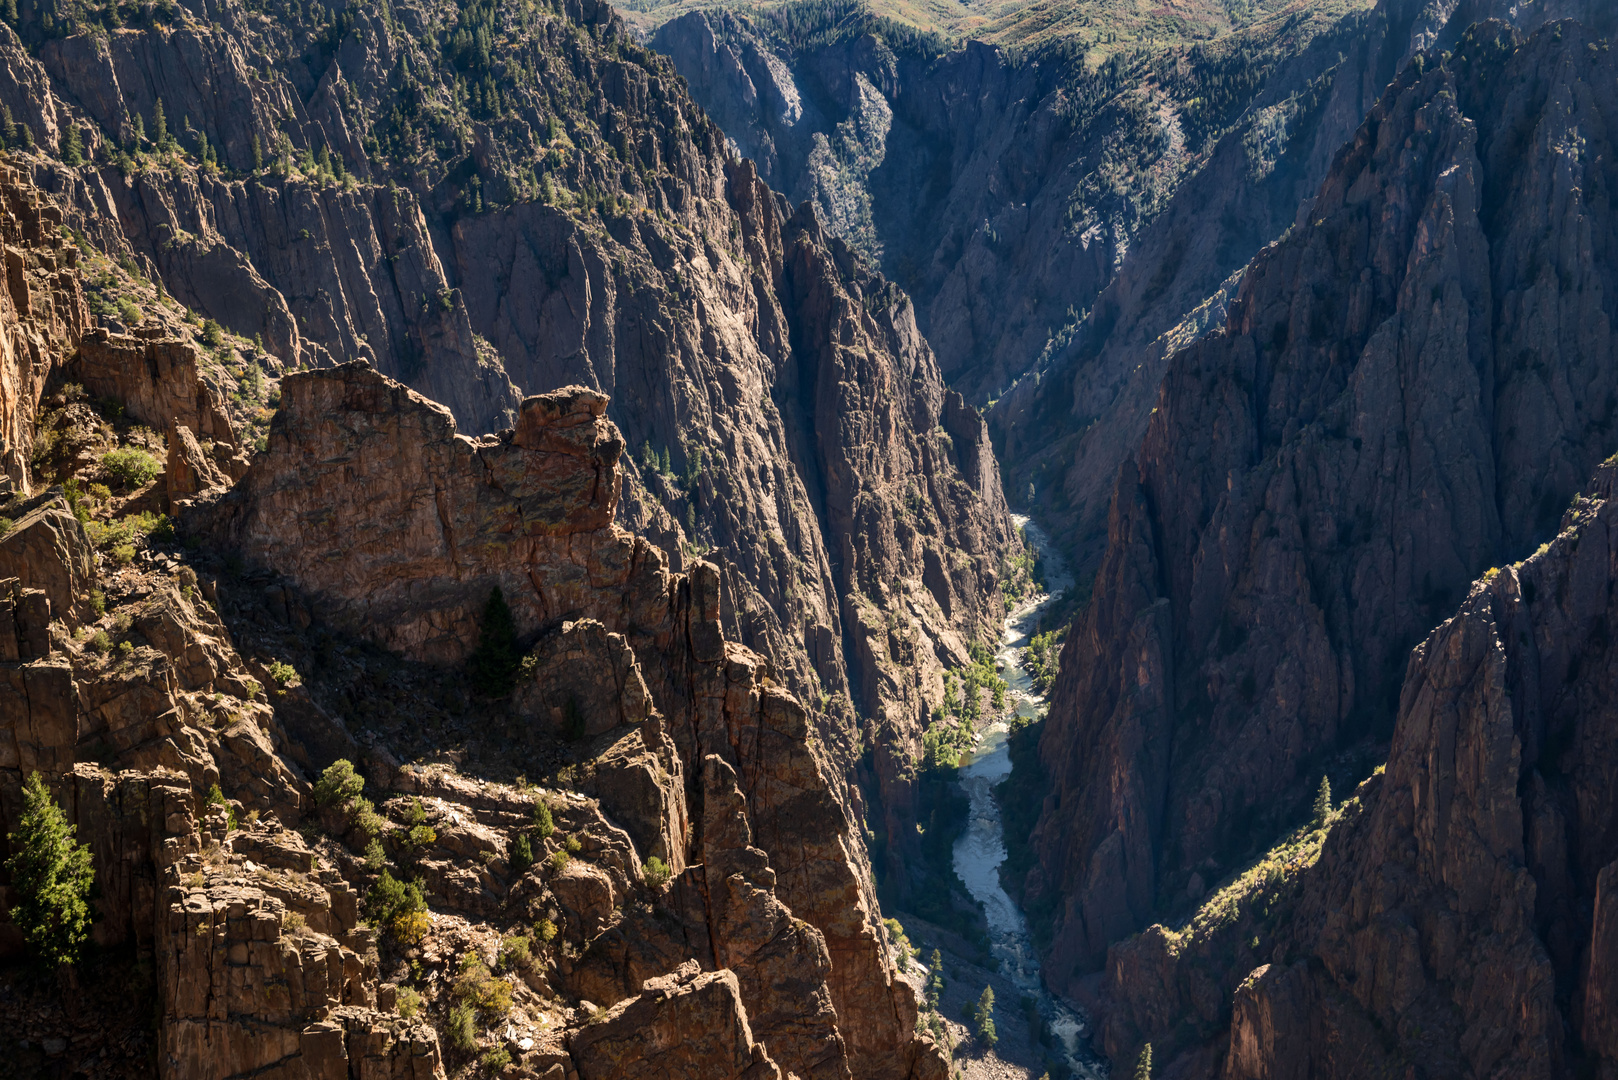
[1312,775,1333,828]
[1,0,15,26]
[973,986,996,1048]
[510,833,533,874]
[1134,1043,1154,1080]
[251,132,263,171]
[467,586,521,696]
[152,98,170,150]
[130,112,144,150]
[5,773,95,967]
[62,123,84,166]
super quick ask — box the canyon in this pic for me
[0,0,1615,1076]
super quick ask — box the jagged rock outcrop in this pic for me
[200,370,628,662]
[0,161,87,490]
[159,823,443,1080]
[569,967,782,1080]
[0,491,95,627]
[1028,16,1618,986]
[71,324,247,479]
[194,360,947,1079]
[571,755,850,1080]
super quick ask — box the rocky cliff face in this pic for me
[657,0,1618,581]
[0,0,1017,918]
[0,160,87,488]
[190,360,948,1079]
[1027,15,1618,992]
[1097,457,1618,1078]
[0,139,960,1077]
[651,0,1389,572]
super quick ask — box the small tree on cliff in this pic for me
[1312,775,1333,829]
[468,586,521,696]
[5,773,95,967]
[1134,1043,1154,1080]
[61,123,83,166]
[973,986,997,1048]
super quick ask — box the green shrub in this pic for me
[101,447,160,490]
[116,298,141,324]
[85,511,170,553]
[532,801,554,839]
[200,318,223,347]
[89,630,112,653]
[266,660,299,687]
[403,797,427,827]
[510,833,533,875]
[350,797,387,840]
[535,917,557,943]
[314,759,364,806]
[1312,776,1333,829]
[205,784,238,830]
[564,835,581,855]
[454,952,512,1014]
[447,1002,476,1050]
[481,1047,511,1071]
[404,824,437,850]
[5,772,95,966]
[367,871,427,940]
[642,855,670,889]
[396,985,422,1020]
[549,849,569,872]
[497,933,531,970]
[364,838,386,871]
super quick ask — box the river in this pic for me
[951,515,1107,1078]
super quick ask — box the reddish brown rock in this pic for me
[0,492,94,628]
[1584,863,1618,1065]
[0,163,87,492]
[199,367,633,664]
[71,326,239,454]
[164,416,227,513]
[568,968,781,1080]
[197,361,941,1079]
[1167,458,1618,1079]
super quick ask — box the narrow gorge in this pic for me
[0,0,1615,1077]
